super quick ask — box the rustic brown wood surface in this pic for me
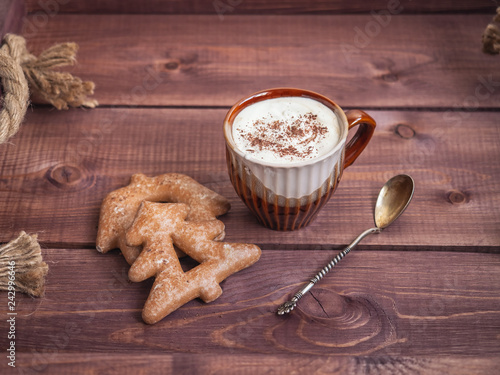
[0,0,24,37]
[25,0,498,15]
[0,108,498,250]
[10,353,500,375]
[22,14,500,109]
[1,3,499,374]
[1,249,500,356]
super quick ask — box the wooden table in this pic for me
[1,1,500,373]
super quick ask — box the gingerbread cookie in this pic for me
[96,173,230,264]
[126,201,261,324]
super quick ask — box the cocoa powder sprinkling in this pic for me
[238,112,329,159]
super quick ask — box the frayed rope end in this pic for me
[0,232,48,297]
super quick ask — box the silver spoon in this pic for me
[277,174,415,315]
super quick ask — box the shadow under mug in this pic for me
[223,88,376,231]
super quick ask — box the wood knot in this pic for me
[447,190,468,204]
[162,54,198,73]
[265,289,400,354]
[48,165,81,185]
[165,61,179,70]
[297,288,374,329]
[395,124,415,139]
[381,73,398,82]
[46,164,94,190]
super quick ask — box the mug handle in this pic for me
[344,110,376,168]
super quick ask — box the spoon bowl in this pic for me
[375,174,415,229]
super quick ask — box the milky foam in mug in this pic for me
[232,97,340,164]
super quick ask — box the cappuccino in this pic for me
[232,97,340,164]
[224,88,376,230]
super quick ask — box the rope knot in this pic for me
[0,34,98,144]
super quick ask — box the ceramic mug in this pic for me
[223,88,376,231]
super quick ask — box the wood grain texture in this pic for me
[21,14,500,108]
[0,0,25,38]
[5,353,500,374]
[24,0,498,15]
[0,249,499,361]
[0,108,498,250]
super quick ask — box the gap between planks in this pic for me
[37,242,500,254]
[28,104,500,112]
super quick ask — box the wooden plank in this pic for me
[0,0,25,38]
[24,0,498,15]
[21,14,500,108]
[6,353,500,374]
[1,248,499,359]
[0,108,498,250]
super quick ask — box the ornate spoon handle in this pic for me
[277,227,380,315]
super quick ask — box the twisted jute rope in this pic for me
[0,33,98,144]
[0,232,48,297]
[482,7,500,54]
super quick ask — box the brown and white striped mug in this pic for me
[223,88,376,231]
